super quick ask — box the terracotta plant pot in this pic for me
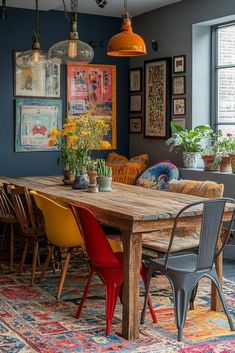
[62,169,75,185]
[182,152,199,168]
[229,154,235,173]
[201,155,220,171]
[220,156,232,173]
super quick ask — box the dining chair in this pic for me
[0,181,18,270]
[142,180,224,258]
[30,191,122,299]
[70,203,157,335]
[141,198,235,341]
[7,185,45,285]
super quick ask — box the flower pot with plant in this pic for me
[224,133,235,173]
[97,159,113,192]
[166,122,212,168]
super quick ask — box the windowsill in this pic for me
[180,167,235,176]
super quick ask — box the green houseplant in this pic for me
[97,159,113,192]
[166,122,212,168]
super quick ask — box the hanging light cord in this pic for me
[33,0,40,44]
[124,0,127,12]
[62,0,78,21]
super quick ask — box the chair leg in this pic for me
[1,223,8,248]
[210,273,235,331]
[76,268,95,319]
[57,251,71,300]
[40,245,55,283]
[172,282,190,341]
[105,282,121,335]
[31,240,39,286]
[140,266,157,323]
[9,223,14,271]
[140,262,156,325]
[18,239,29,275]
[189,283,199,310]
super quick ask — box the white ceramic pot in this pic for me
[183,152,198,168]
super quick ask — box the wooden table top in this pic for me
[1,175,207,222]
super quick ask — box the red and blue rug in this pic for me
[0,265,235,352]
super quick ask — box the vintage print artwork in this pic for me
[67,63,116,149]
[14,51,61,98]
[15,98,62,152]
[144,58,171,138]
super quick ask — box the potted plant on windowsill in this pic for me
[166,122,212,168]
[228,134,235,173]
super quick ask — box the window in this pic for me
[214,23,235,135]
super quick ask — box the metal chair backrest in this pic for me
[164,198,235,271]
[7,185,37,235]
[70,203,121,269]
[0,181,15,220]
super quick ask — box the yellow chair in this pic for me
[30,191,122,298]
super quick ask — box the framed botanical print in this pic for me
[129,68,142,92]
[67,63,116,150]
[144,57,171,138]
[173,55,186,74]
[173,98,186,115]
[172,117,186,129]
[14,51,61,98]
[129,117,142,133]
[172,76,185,95]
[15,98,62,152]
[129,94,142,113]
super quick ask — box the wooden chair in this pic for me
[7,185,45,285]
[0,180,18,270]
[142,180,224,258]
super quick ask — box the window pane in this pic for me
[218,25,235,66]
[217,125,235,136]
[218,68,235,123]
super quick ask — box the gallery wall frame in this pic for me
[129,117,142,133]
[172,76,185,95]
[173,55,186,74]
[15,98,62,152]
[129,67,142,93]
[173,97,186,116]
[144,57,172,138]
[67,63,116,150]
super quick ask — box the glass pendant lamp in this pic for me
[16,0,49,70]
[48,0,94,64]
[107,0,147,57]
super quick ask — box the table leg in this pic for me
[211,252,223,311]
[122,231,142,340]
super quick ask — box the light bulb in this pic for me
[68,40,77,59]
[32,49,40,63]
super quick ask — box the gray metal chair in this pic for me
[141,198,235,341]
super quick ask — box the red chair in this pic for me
[70,203,157,335]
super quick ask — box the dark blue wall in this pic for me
[0,7,129,177]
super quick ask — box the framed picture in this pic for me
[172,76,185,95]
[144,57,171,138]
[15,98,62,152]
[172,117,186,129]
[173,55,186,74]
[14,51,61,98]
[129,117,142,133]
[129,68,142,92]
[173,98,186,116]
[67,63,116,150]
[129,94,142,113]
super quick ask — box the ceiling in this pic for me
[6,0,182,17]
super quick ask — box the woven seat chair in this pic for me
[7,185,46,285]
[0,180,18,270]
[142,180,224,258]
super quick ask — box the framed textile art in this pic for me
[15,98,62,152]
[129,117,142,133]
[144,57,171,138]
[14,51,61,98]
[67,63,116,150]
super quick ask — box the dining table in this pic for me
[1,175,232,340]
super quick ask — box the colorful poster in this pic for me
[67,64,116,149]
[15,99,62,152]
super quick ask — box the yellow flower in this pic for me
[50,128,59,136]
[48,138,57,147]
[100,140,111,149]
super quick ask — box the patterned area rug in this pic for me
[0,265,235,353]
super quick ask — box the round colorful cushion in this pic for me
[135,161,179,191]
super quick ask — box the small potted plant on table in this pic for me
[97,159,113,192]
[166,122,211,168]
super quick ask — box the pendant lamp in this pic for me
[107,0,147,57]
[16,0,49,70]
[48,0,94,64]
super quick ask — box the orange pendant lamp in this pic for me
[107,0,147,57]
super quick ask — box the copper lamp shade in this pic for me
[107,12,147,57]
